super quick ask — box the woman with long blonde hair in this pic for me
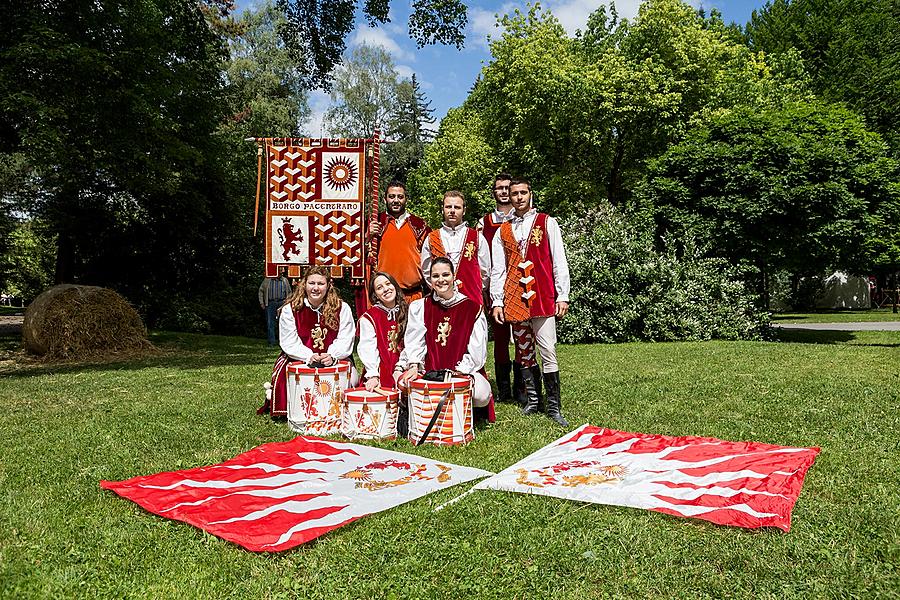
[260,265,358,416]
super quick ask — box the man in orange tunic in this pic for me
[367,181,431,301]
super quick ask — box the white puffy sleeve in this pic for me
[399,299,427,368]
[455,308,487,375]
[490,233,507,307]
[279,307,313,362]
[326,302,355,360]
[546,216,570,303]
[356,314,380,379]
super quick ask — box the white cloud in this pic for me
[467,3,518,49]
[352,26,414,62]
[395,64,415,80]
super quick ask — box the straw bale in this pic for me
[23,285,153,359]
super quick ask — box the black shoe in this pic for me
[513,362,525,406]
[496,361,513,402]
[519,364,543,416]
[543,371,569,427]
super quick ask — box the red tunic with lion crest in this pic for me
[264,306,341,416]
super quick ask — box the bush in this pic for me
[557,203,770,344]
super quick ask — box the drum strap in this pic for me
[418,388,452,446]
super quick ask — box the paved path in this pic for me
[773,321,900,331]
[0,315,23,336]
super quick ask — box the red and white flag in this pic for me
[101,437,491,552]
[472,425,819,531]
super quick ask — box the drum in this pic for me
[341,388,400,440]
[407,376,474,446]
[286,360,351,435]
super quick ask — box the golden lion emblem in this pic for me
[436,316,452,347]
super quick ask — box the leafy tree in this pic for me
[433,0,805,216]
[745,0,900,154]
[0,220,56,302]
[407,106,497,226]
[643,101,900,305]
[224,0,311,136]
[325,44,400,138]
[384,74,435,182]
[275,0,466,88]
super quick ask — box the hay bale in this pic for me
[23,284,153,359]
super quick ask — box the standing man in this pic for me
[490,178,571,427]
[421,190,491,306]
[367,181,431,302]
[480,173,517,402]
[258,267,291,346]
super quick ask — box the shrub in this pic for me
[557,203,770,344]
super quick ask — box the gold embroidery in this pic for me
[436,316,452,347]
[311,324,326,350]
[530,226,544,246]
[463,240,475,259]
[387,324,399,353]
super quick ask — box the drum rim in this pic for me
[408,376,470,390]
[286,359,351,374]
[343,386,400,400]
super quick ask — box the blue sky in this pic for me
[236,1,769,134]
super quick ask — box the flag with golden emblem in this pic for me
[472,425,819,531]
[101,437,491,551]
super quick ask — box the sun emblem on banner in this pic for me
[323,156,358,191]
[514,460,627,488]
[340,460,452,491]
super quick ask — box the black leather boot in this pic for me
[496,361,513,402]
[543,371,569,427]
[512,362,525,406]
[519,364,542,416]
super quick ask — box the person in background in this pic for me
[479,173,518,403]
[259,267,291,346]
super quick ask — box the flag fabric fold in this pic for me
[101,436,492,552]
[473,425,819,531]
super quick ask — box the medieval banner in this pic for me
[265,139,368,278]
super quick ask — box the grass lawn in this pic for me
[1,328,898,599]
[773,308,900,323]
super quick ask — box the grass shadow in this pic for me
[775,328,900,347]
[0,330,276,378]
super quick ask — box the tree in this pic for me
[407,106,497,225]
[643,101,900,305]
[274,0,467,88]
[745,0,900,154]
[324,44,400,138]
[430,0,806,216]
[224,0,311,136]
[383,74,436,182]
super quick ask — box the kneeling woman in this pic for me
[397,257,494,420]
[357,272,407,391]
[261,266,358,415]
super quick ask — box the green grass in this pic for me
[774,308,900,323]
[1,329,898,599]
[0,306,24,316]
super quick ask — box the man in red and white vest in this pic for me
[490,178,571,427]
[421,190,490,306]
[479,173,518,402]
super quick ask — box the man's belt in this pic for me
[401,284,423,295]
